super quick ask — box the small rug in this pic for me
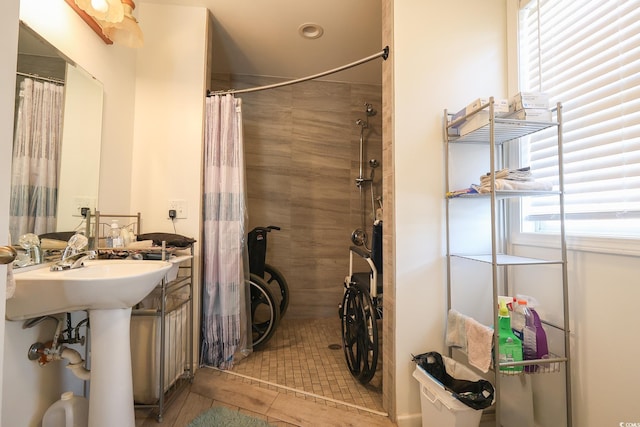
[188,406,274,427]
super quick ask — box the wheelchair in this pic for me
[247,225,290,349]
[249,274,280,349]
[339,221,382,384]
[248,225,290,318]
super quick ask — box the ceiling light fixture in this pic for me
[74,0,124,23]
[99,0,144,48]
[298,23,324,40]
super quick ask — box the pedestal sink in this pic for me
[7,259,173,427]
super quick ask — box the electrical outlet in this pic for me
[167,200,187,219]
[73,197,96,217]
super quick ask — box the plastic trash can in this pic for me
[412,356,486,427]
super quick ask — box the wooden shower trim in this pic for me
[64,0,114,45]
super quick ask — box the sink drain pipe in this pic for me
[59,347,91,381]
[25,315,90,381]
[28,341,91,381]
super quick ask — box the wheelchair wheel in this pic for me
[263,264,290,318]
[250,273,280,350]
[340,285,379,384]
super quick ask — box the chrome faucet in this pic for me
[51,233,95,271]
[50,250,97,271]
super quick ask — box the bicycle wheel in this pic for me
[250,273,280,350]
[263,264,290,318]
[340,285,379,384]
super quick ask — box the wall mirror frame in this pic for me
[11,22,104,257]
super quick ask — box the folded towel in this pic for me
[446,309,468,350]
[478,178,552,193]
[480,167,532,183]
[40,238,68,250]
[465,317,494,373]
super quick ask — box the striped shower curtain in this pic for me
[10,77,64,244]
[201,94,251,369]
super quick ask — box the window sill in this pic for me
[511,232,640,257]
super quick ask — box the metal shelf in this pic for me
[444,98,572,426]
[451,253,564,265]
[447,190,560,199]
[448,118,557,145]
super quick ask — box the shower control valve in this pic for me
[355,177,371,187]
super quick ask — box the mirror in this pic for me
[11,23,103,253]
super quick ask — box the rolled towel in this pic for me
[446,309,468,350]
[465,317,494,373]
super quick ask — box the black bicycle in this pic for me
[247,226,290,349]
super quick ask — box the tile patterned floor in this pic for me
[228,316,384,415]
[135,367,395,427]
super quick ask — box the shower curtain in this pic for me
[9,77,64,244]
[201,94,251,369]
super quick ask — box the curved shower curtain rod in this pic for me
[208,46,389,96]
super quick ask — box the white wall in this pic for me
[392,1,507,424]
[130,3,207,247]
[130,3,209,367]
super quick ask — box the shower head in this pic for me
[356,118,366,127]
[365,103,377,117]
[369,159,379,168]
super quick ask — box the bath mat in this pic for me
[188,406,274,427]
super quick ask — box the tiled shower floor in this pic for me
[225,316,385,415]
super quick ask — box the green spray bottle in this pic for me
[498,300,523,372]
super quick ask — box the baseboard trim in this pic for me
[395,412,422,427]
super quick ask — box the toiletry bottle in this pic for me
[529,307,549,363]
[511,298,526,339]
[108,220,123,248]
[513,299,538,370]
[498,300,523,372]
[516,295,550,370]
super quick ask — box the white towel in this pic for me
[446,309,468,350]
[465,317,494,373]
[478,178,552,193]
[6,263,15,299]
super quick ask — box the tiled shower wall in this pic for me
[212,74,382,319]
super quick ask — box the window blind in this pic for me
[518,0,640,236]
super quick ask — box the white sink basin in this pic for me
[7,259,173,427]
[7,259,172,320]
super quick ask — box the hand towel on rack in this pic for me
[446,309,468,350]
[465,317,494,373]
